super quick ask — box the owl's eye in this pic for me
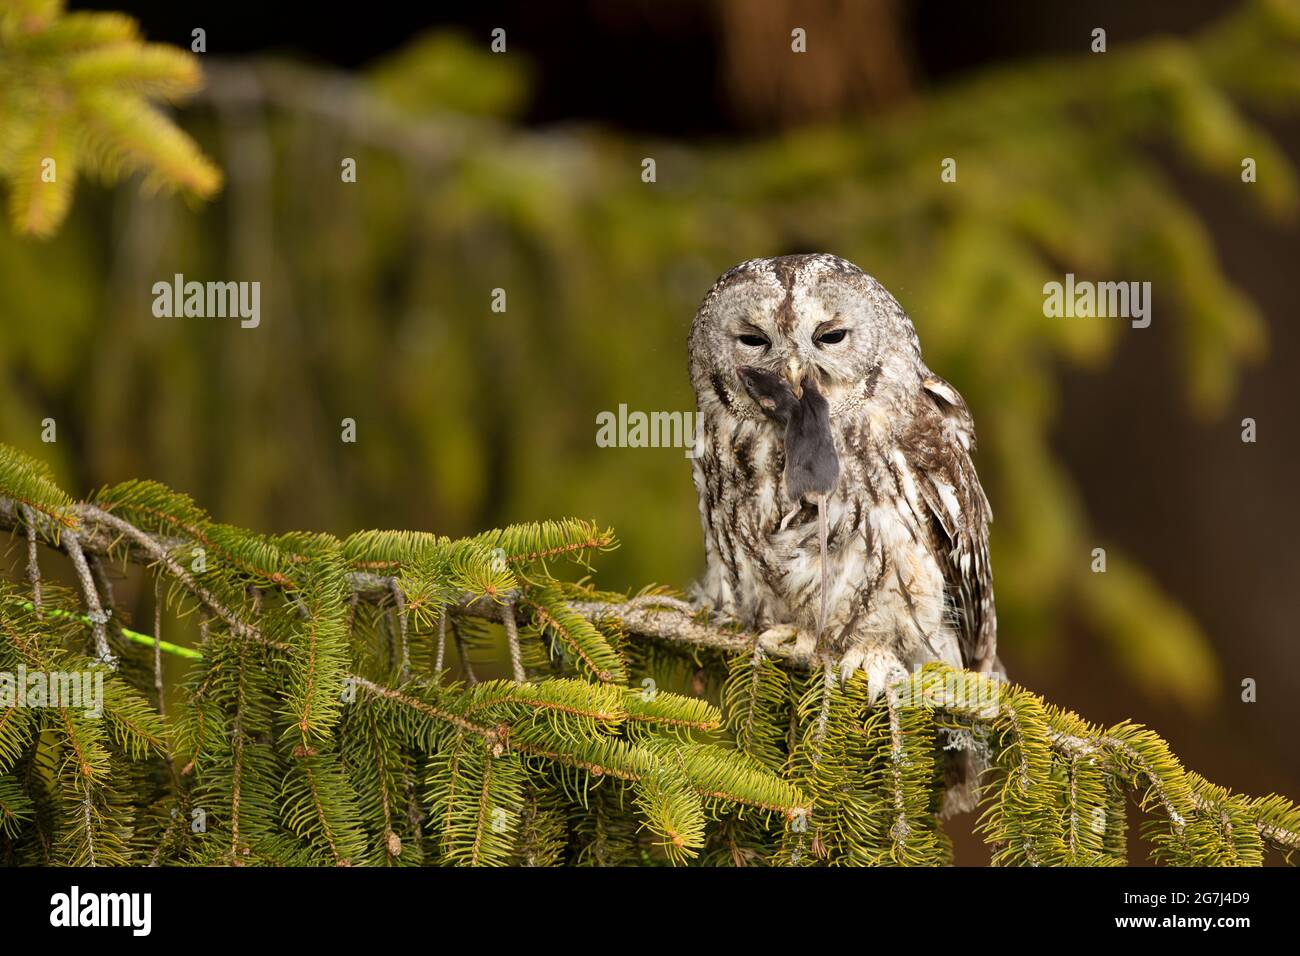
[815,329,847,346]
[738,333,770,348]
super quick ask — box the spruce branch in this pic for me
[1,455,1297,865]
[80,502,260,643]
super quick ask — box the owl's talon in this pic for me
[777,504,802,532]
[756,624,799,655]
[792,628,819,659]
[837,647,910,703]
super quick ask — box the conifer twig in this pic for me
[61,529,114,668]
[885,688,911,853]
[452,620,478,685]
[80,503,257,642]
[502,599,525,683]
[391,579,410,681]
[22,503,41,612]
[153,583,166,717]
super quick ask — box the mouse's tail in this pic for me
[817,494,828,642]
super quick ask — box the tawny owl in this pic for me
[688,254,1001,706]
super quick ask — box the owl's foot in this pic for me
[755,623,818,659]
[837,646,911,703]
[777,503,802,532]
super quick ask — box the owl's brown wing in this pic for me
[902,374,998,674]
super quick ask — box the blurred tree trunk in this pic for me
[713,0,912,129]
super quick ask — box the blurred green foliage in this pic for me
[4,0,1300,708]
[0,0,219,237]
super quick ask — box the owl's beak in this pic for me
[783,358,804,398]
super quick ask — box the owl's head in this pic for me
[688,254,921,420]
